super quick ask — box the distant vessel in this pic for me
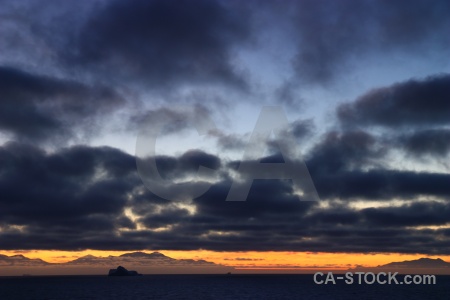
[108,266,142,276]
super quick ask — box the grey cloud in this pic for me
[289,119,315,140]
[0,66,124,142]
[363,201,450,227]
[289,0,450,84]
[397,129,450,157]
[338,74,450,128]
[130,105,212,135]
[0,142,450,253]
[0,142,137,247]
[66,0,252,90]
[306,130,386,174]
[148,150,221,181]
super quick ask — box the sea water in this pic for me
[0,274,448,300]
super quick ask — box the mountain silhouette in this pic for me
[0,251,233,275]
[378,257,450,268]
[0,254,48,266]
[349,257,450,275]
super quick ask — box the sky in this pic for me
[1,0,450,270]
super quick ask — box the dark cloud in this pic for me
[151,150,221,181]
[311,168,450,201]
[0,1,96,70]
[299,123,450,236]
[338,74,450,128]
[306,130,385,174]
[289,0,450,84]
[363,201,450,227]
[67,0,251,89]
[125,191,450,253]
[0,142,137,250]
[0,66,123,142]
[274,80,304,108]
[302,130,450,200]
[397,129,450,157]
[289,119,315,140]
[1,142,450,253]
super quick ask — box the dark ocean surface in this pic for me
[0,274,448,300]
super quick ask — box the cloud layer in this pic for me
[0,0,449,255]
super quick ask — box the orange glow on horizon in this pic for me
[2,249,450,270]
